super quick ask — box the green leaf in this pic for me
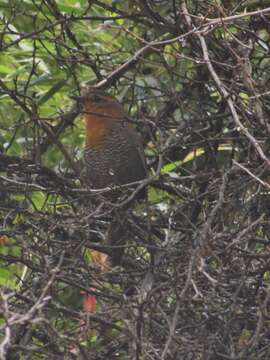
[31,192,47,211]
[0,268,17,289]
[0,64,13,74]
[148,186,171,204]
[37,79,67,105]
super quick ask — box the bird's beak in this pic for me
[70,95,85,102]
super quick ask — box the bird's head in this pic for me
[73,86,126,146]
[73,86,124,117]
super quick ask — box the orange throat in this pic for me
[84,103,123,147]
[85,114,109,146]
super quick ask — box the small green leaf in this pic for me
[31,191,47,211]
[37,79,67,105]
[0,268,17,289]
[161,161,181,175]
[0,64,13,74]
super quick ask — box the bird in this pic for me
[75,86,147,265]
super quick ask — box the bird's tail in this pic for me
[106,210,128,266]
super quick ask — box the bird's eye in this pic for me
[92,95,102,102]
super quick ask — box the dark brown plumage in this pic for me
[78,86,147,265]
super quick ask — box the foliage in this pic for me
[1,0,270,359]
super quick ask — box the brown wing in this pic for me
[125,123,147,176]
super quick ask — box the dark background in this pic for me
[0,1,270,359]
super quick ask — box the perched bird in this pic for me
[76,86,147,265]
